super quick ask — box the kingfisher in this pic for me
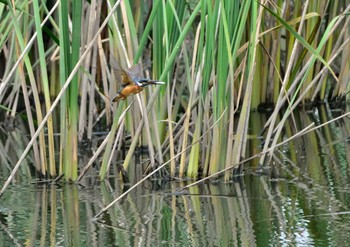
[110,57,165,102]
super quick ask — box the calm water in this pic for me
[1,106,350,246]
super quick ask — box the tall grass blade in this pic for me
[33,0,56,176]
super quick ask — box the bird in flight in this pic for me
[110,57,165,102]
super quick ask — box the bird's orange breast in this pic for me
[120,85,144,97]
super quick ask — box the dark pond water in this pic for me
[1,105,350,246]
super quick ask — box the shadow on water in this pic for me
[1,105,350,246]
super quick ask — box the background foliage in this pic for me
[0,0,349,185]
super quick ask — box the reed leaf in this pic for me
[7,0,47,175]
[33,0,56,176]
[259,2,338,82]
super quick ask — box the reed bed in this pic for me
[0,0,349,194]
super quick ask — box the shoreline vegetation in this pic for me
[0,0,349,203]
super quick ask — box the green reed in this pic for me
[58,0,81,181]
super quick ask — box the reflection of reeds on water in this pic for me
[95,180,258,246]
[2,144,350,246]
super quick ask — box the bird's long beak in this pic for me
[152,81,165,85]
[140,80,166,86]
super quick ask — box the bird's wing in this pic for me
[110,56,143,86]
[124,64,143,86]
[110,56,123,86]
[125,64,142,77]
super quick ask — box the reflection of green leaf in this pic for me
[259,2,338,82]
